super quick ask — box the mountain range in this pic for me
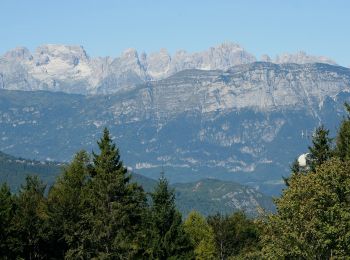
[0,42,349,196]
[0,42,337,94]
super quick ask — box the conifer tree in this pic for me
[308,125,332,171]
[336,104,350,161]
[82,127,147,258]
[12,175,49,260]
[47,150,91,258]
[149,174,194,259]
[290,158,300,174]
[284,125,332,188]
[283,159,300,187]
[0,183,16,258]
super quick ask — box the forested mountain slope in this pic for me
[0,151,273,215]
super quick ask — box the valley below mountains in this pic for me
[0,151,274,216]
[1,42,350,196]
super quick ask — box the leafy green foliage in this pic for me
[262,104,350,258]
[184,211,216,259]
[208,212,262,259]
[10,115,350,259]
[262,158,350,258]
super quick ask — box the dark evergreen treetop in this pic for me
[308,125,333,171]
[93,127,125,176]
[81,127,147,259]
[283,158,301,187]
[336,105,350,161]
[149,174,194,259]
[0,183,15,258]
[150,175,176,235]
[47,150,91,259]
[12,176,49,260]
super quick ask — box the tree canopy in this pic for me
[3,101,350,259]
[148,174,194,259]
[262,104,350,258]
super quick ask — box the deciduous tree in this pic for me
[262,158,350,258]
[184,210,216,259]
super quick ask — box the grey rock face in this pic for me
[274,51,337,65]
[145,48,172,78]
[3,47,33,61]
[260,54,272,62]
[107,62,349,119]
[169,42,256,74]
[1,62,349,196]
[3,42,338,95]
[0,44,97,93]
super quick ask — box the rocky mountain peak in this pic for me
[146,48,171,78]
[260,54,272,62]
[3,47,33,61]
[110,48,146,80]
[210,42,245,53]
[193,42,256,70]
[0,42,340,94]
[120,48,139,59]
[35,44,89,65]
[274,51,337,65]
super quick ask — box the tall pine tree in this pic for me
[12,176,49,260]
[47,150,91,258]
[336,103,350,161]
[0,183,16,258]
[308,125,332,171]
[81,127,147,259]
[149,174,194,259]
[284,125,333,187]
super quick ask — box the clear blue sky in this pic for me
[1,0,349,66]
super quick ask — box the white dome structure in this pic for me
[297,153,310,167]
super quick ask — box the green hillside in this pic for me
[0,151,63,192]
[0,151,274,216]
[174,179,275,216]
